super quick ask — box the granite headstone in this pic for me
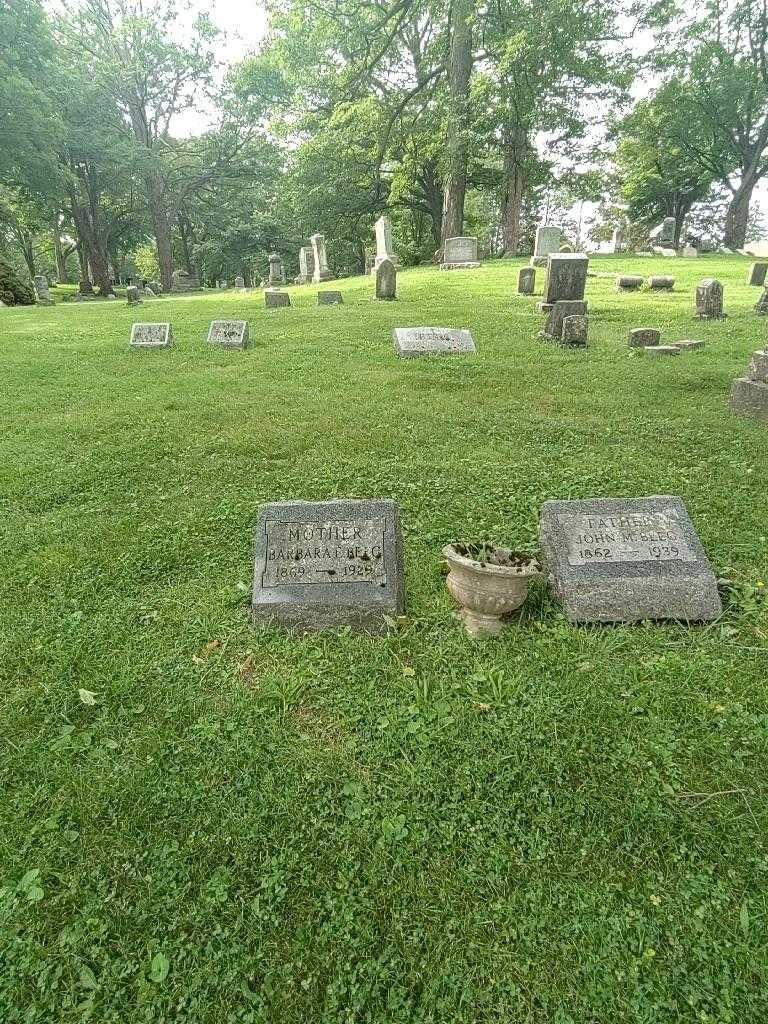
[207,319,249,348]
[393,326,476,357]
[129,322,173,348]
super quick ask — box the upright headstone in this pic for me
[541,253,589,309]
[376,258,397,300]
[251,499,405,632]
[543,300,587,340]
[172,269,200,291]
[561,314,588,347]
[681,246,698,258]
[747,263,768,286]
[628,327,661,348]
[441,237,481,270]
[234,275,245,290]
[539,495,722,623]
[297,246,315,284]
[311,234,333,282]
[754,287,768,315]
[729,349,768,424]
[364,249,375,276]
[695,279,725,319]
[610,226,626,254]
[207,319,249,348]
[393,326,476,357]
[517,267,535,295]
[129,323,173,348]
[531,225,562,266]
[268,254,284,287]
[649,217,676,246]
[33,275,54,306]
[375,215,396,269]
[265,291,291,309]
[126,285,141,305]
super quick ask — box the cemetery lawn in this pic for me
[3,254,768,1023]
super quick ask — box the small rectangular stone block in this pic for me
[317,291,343,305]
[674,339,705,351]
[749,350,768,382]
[539,495,722,623]
[647,345,681,356]
[629,327,660,348]
[265,291,291,308]
[729,377,768,422]
[251,499,405,632]
[130,322,172,348]
[393,326,476,357]
[517,267,535,295]
[207,319,249,348]
[617,275,643,291]
[561,314,588,347]
[747,263,768,286]
[544,300,587,339]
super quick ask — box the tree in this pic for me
[440,0,474,244]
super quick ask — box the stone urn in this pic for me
[443,543,540,637]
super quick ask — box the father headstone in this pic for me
[539,495,722,623]
[531,225,562,267]
[375,215,396,269]
[517,267,535,295]
[311,234,333,282]
[540,253,589,310]
[251,498,405,632]
[129,323,173,348]
[747,263,768,287]
[695,279,725,319]
[393,326,476,357]
[376,258,397,300]
[297,246,315,284]
[207,319,249,348]
[729,349,768,424]
[441,236,481,270]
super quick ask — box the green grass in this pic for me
[1,254,767,1022]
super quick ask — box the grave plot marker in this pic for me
[393,326,476,357]
[207,320,249,348]
[129,323,173,348]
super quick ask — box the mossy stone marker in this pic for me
[539,495,722,623]
[252,499,405,632]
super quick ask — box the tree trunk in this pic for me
[177,210,194,275]
[419,158,443,248]
[53,223,69,283]
[440,0,474,245]
[723,178,756,249]
[500,125,530,256]
[145,169,174,291]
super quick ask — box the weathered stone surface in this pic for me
[129,322,173,348]
[747,263,768,286]
[207,319,249,348]
[561,314,588,347]
[539,495,722,623]
[695,278,725,319]
[297,246,315,284]
[517,267,535,295]
[617,275,643,291]
[393,326,475,357]
[251,498,405,632]
[126,285,141,305]
[533,225,562,259]
[649,217,676,245]
[629,327,661,348]
[33,274,53,305]
[311,234,333,282]
[172,269,199,291]
[610,226,626,253]
[265,290,291,309]
[375,215,396,268]
[649,275,675,291]
[441,236,480,269]
[268,254,284,287]
[544,300,587,339]
[754,287,768,315]
[317,291,343,305]
[673,339,705,351]
[682,246,698,257]
[730,377,768,422]
[542,253,589,305]
[646,345,681,356]
[234,275,245,290]
[749,349,768,382]
[376,258,397,300]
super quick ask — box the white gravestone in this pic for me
[534,225,562,259]
[207,320,249,348]
[311,234,333,282]
[375,215,396,269]
[393,326,476,357]
[130,323,173,348]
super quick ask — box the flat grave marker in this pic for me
[539,495,722,623]
[129,322,173,348]
[207,319,249,348]
[251,499,405,632]
[393,326,476,358]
